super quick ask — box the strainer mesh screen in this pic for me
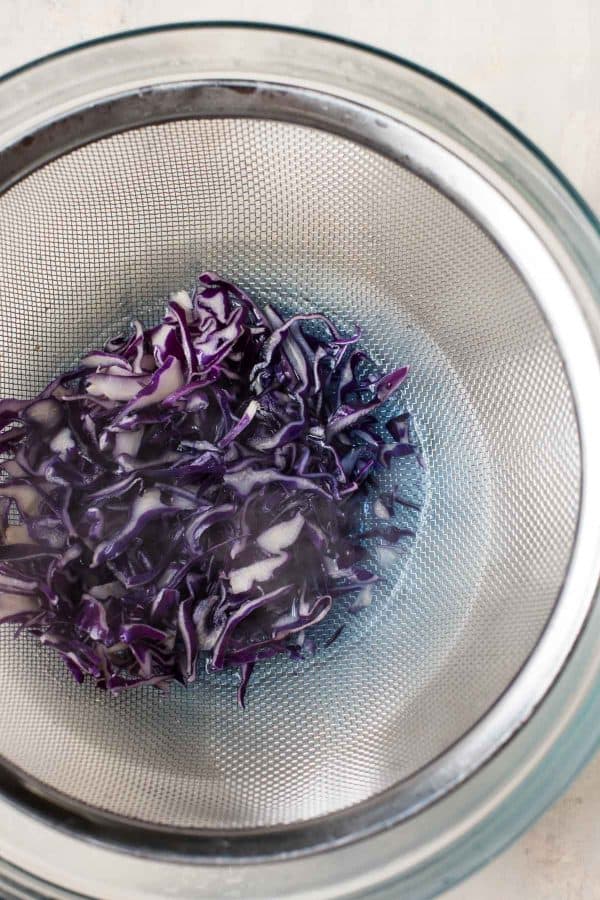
[0,119,580,829]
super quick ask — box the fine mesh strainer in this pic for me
[1,24,600,900]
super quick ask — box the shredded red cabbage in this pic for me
[0,273,416,705]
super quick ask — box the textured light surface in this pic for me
[0,117,580,829]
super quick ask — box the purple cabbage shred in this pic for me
[0,273,416,706]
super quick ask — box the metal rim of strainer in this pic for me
[1,22,600,900]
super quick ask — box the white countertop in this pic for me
[2,1,600,897]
